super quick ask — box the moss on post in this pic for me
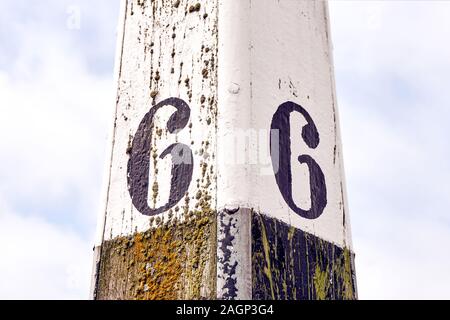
[252,212,357,300]
[96,209,217,300]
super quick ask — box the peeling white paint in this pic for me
[217,208,252,300]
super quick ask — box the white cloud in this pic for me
[343,103,450,299]
[0,11,115,230]
[354,207,450,300]
[0,196,92,299]
[330,1,450,299]
[0,1,118,299]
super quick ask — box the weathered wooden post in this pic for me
[91,0,357,300]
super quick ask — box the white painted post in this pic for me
[92,0,356,300]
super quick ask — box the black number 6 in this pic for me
[270,101,327,219]
[127,97,193,216]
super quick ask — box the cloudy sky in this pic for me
[1,0,449,299]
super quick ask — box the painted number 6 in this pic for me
[127,97,193,216]
[270,101,327,220]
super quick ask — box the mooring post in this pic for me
[91,0,357,300]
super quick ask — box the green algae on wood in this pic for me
[252,212,357,300]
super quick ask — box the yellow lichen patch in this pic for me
[96,208,217,300]
[134,227,183,300]
[341,248,355,300]
[257,214,276,300]
[313,264,329,300]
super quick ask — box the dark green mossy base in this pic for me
[252,212,357,300]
